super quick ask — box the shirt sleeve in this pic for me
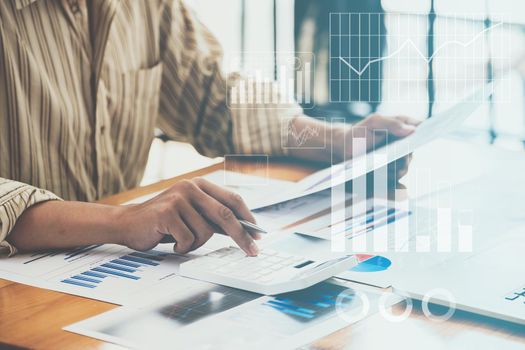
[156,0,303,158]
[0,178,61,256]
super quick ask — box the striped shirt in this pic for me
[0,0,301,255]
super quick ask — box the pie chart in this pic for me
[350,254,392,273]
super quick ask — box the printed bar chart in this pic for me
[61,250,169,289]
[262,282,352,320]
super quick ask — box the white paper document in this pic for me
[291,198,467,288]
[123,170,293,209]
[0,171,337,305]
[253,189,352,231]
[0,242,224,305]
[202,171,351,230]
[65,279,403,350]
[252,83,494,209]
[122,170,343,231]
[201,170,293,209]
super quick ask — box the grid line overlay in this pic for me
[329,13,512,104]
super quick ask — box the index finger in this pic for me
[395,116,422,127]
[193,178,257,224]
[189,189,259,256]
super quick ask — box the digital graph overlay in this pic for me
[326,126,474,254]
[329,13,511,103]
[227,52,315,109]
[281,117,326,150]
[223,154,269,186]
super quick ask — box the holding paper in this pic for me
[253,82,494,210]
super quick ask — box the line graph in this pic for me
[287,124,320,146]
[281,117,324,149]
[337,22,502,77]
[329,13,511,104]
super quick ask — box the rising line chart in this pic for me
[329,13,510,104]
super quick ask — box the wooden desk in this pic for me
[1,138,525,349]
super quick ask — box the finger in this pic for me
[194,178,256,223]
[396,155,411,178]
[395,116,422,127]
[383,118,417,137]
[366,114,417,138]
[216,205,259,256]
[188,188,258,256]
[179,200,216,250]
[169,215,196,254]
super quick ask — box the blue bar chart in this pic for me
[0,243,200,304]
[298,202,412,249]
[262,282,353,321]
[61,250,169,289]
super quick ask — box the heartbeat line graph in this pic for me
[329,13,511,104]
[282,119,323,149]
[337,22,503,77]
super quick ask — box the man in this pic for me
[0,0,418,257]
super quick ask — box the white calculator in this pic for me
[179,246,357,295]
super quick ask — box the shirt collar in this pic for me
[15,0,39,10]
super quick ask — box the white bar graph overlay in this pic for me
[437,208,452,252]
[394,189,410,252]
[394,139,410,252]
[372,130,388,253]
[437,184,452,253]
[348,127,368,253]
[227,52,314,109]
[458,211,473,252]
[331,119,347,252]
[415,168,432,252]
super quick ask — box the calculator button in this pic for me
[258,275,274,283]
[258,268,273,276]
[266,256,284,263]
[191,257,217,266]
[276,253,292,259]
[223,253,245,261]
[207,250,229,258]
[261,250,278,256]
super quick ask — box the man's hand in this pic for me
[286,114,420,183]
[338,114,420,159]
[116,178,260,256]
[333,114,420,183]
[9,179,260,256]
[9,115,420,256]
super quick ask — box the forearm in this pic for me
[7,201,124,252]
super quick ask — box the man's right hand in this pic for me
[116,178,260,256]
[8,178,260,257]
